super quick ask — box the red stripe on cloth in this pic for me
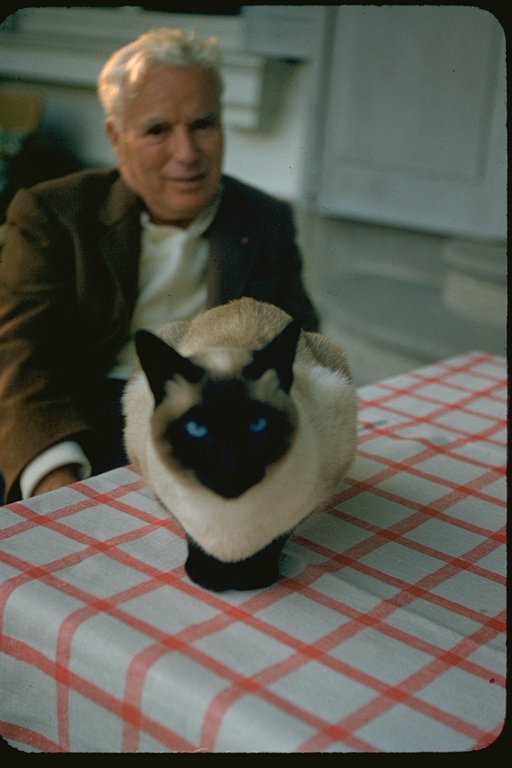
[197,593,505,751]
[0,476,147,539]
[0,721,64,752]
[296,609,507,751]
[291,533,505,633]
[357,354,506,451]
[321,503,506,585]
[2,631,197,752]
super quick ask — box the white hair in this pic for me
[98,28,223,127]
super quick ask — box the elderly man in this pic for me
[0,28,318,504]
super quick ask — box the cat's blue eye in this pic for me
[184,420,209,439]
[249,416,268,433]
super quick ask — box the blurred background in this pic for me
[0,5,506,386]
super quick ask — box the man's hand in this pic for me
[32,465,82,496]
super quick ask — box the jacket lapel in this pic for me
[97,175,142,321]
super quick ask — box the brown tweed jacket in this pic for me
[0,168,318,501]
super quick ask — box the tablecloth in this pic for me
[0,351,507,753]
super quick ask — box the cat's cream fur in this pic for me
[123,298,358,562]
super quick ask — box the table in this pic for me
[0,351,506,753]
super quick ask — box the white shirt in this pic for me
[108,201,215,378]
[20,197,219,499]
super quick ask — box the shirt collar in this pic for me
[140,185,223,238]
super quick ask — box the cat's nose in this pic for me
[208,463,265,499]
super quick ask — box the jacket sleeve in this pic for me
[0,188,91,501]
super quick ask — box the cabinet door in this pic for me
[317,6,506,238]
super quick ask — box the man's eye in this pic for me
[146,124,168,137]
[192,114,218,131]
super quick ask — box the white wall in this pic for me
[223,62,312,201]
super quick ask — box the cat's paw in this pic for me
[184,534,288,592]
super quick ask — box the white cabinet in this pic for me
[317,6,506,238]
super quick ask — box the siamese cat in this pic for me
[123,298,358,592]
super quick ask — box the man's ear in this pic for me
[106,119,120,150]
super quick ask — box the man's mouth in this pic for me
[166,173,206,185]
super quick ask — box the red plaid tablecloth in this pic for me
[0,351,506,753]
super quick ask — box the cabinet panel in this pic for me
[317,7,506,238]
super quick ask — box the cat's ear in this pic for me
[135,329,204,405]
[243,319,301,393]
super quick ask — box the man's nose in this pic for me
[171,125,200,163]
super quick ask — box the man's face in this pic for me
[107,65,224,226]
